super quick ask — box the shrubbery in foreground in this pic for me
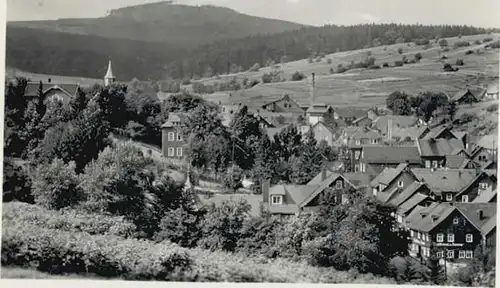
[1,220,396,284]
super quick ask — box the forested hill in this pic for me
[7,3,305,47]
[6,23,493,80]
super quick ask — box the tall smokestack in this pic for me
[310,73,316,106]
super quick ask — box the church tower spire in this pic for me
[104,59,116,86]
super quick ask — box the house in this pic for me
[443,155,478,169]
[410,169,485,203]
[366,108,379,120]
[484,82,499,99]
[454,170,497,203]
[450,88,480,105]
[351,115,372,128]
[359,145,422,174]
[371,163,420,200]
[422,124,460,141]
[301,122,338,146]
[346,129,385,172]
[405,202,496,263]
[470,134,498,164]
[390,182,434,224]
[332,108,368,126]
[417,138,467,168]
[371,115,419,135]
[261,94,304,114]
[262,171,361,215]
[306,104,333,126]
[161,113,186,159]
[24,81,80,105]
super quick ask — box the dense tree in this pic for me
[290,129,324,184]
[386,91,412,115]
[3,158,33,203]
[229,105,263,170]
[4,78,29,157]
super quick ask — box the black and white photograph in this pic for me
[1,0,499,287]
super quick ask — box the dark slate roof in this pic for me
[476,134,498,150]
[362,146,421,164]
[406,202,457,232]
[24,82,79,98]
[372,163,409,186]
[335,108,367,119]
[417,138,465,157]
[397,193,429,215]
[300,173,355,207]
[455,202,497,234]
[444,155,471,169]
[410,168,477,193]
[306,104,331,114]
[389,182,428,207]
[421,124,453,140]
[450,88,480,102]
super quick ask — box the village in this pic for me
[2,2,500,285]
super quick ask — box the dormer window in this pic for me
[446,193,453,201]
[271,195,283,205]
[461,195,469,203]
[335,180,343,189]
[479,182,489,190]
[398,180,404,188]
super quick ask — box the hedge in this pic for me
[2,202,137,238]
[1,220,395,283]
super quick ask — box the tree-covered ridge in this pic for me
[6,23,493,80]
[8,3,305,47]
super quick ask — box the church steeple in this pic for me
[104,60,116,86]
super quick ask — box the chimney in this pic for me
[321,166,327,181]
[48,78,52,83]
[310,73,316,106]
[431,215,439,222]
[478,210,484,220]
[420,212,428,219]
[262,179,270,203]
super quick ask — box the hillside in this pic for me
[198,33,500,110]
[7,3,305,47]
[6,20,492,80]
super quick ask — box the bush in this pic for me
[291,71,306,81]
[456,59,464,66]
[1,221,396,283]
[442,47,450,52]
[382,62,389,68]
[414,53,422,62]
[414,38,430,45]
[368,65,380,69]
[31,159,83,210]
[438,39,448,48]
[465,50,474,55]
[483,37,493,43]
[155,206,204,248]
[326,58,333,64]
[2,202,137,238]
[491,41,500,49]
[454,41,471,48]
[474,40,482,45]
[336,64,348,73]
[486,104,498,112]
[397,47,403,54]
[3,159,33,203]
[394,61,404,67]
[248,63,260,72]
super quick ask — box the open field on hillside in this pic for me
[196,34,500,109]
[5,67,103,86]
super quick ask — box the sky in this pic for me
[6,0,500,28]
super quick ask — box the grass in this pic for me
[193,33,499,109]
[1,267,107,279]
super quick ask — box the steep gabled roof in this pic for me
[306,104,331,114]
[334,108,367,119]
[422,124,455,140]
[362,146,421,164]
[300,173,355,208]
[389,182,429,207]
[455,202,497,235]
[406,202,457,232]
[24,82,79,98]
[161,112,187,128]
[410,168,477,193]
[444,155,472,169]
[397,193,430,215]
[476,134,498,150]
[450,88,479,102]
[417,138,465,157]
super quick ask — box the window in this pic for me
[447,250,454,259]
[355,140,361,145]
[397,215,403,223]
[333,195,337,204]
[271,195,283,205]
[446,194,453,201]
[176,147,183,157]
[379,184,384,192]
[466,234,473,243]
[355,151,360,159]
[436,251,444,258]
[410,230,414,237]
[479,182,489,190]
[167,147,174,157]
[448,233,455,243]
[418,232,422,239]
[398,180,404,188]
[168,132,175,141]
[459,251,466,259]
[425,160,431,168]
[371,139,378,144]
[426,234,430,242]
[462,195,469,203]
[335,180,343,189]
[453,217,459,224]
[432,160,438,168]
[437,233,444,242]
[466,251,473,259]
[177,133,182,141]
